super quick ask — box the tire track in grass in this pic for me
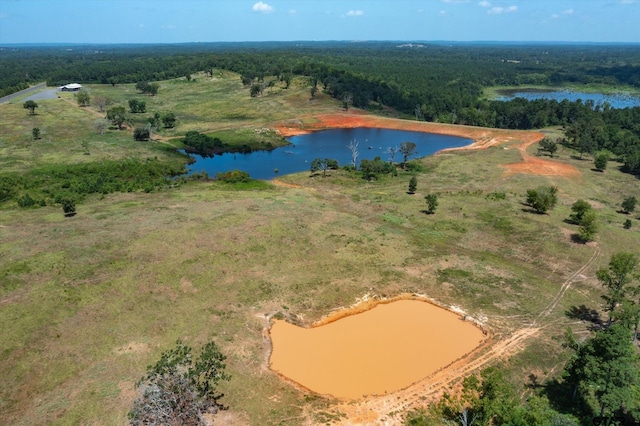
[325,246,600,425]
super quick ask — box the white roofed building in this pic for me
[60,83,83,91]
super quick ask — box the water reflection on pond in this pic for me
[269,299,484,399]
[185,127,472,180]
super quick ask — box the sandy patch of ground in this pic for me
[500,132,580,178]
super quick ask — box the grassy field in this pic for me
[1,72,639,425]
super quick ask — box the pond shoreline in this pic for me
[263,294,491,400]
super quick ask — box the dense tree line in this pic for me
[0,158,187,208]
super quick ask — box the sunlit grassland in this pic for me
[85,71,340,138]
[1,73,640,425]
[0,96,183,173]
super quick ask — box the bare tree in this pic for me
[386,146,398,164]
[94,96,112,113]
[414,104,422,121]
[342,93,353,111]
[347,139,359,168]
[95,119,108,135]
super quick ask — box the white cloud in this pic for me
[478,1,491,7]
[563,8,574,15]
[139,23,145,28]
[252,2,274,14]
[487,5,517,14]
[161,25,176,30]
[345,10,364,17]
[288,9,296,14]
[441,0,470,3]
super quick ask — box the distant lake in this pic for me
[185,127,472,180]
[496,89,640,109]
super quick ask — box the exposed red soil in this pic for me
[501,134,581,178]
[273,112,580,179]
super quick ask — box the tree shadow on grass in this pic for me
[542,378,593,423]
[570,233,590,244]
[566,304,603,330]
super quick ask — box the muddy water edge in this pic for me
[268,298,485,399]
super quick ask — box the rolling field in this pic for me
[1,72,639,425]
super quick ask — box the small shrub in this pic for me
[32,127,40,140]
[133,128,150,141]
[216,170,252,183]
[405,161,426,172]
[623,219,633,229]
[569,199,592,224]
[408,176,417,194]
[360,156,394,180]
[486,192,506,201]
[62,199,76,217]
[162,112,176,128]
[526,186,558,214]
[621,196,637,214]
[17,193,36,208]
[578,210,598,242]
[594,153,609,171]
[424,193,438,214]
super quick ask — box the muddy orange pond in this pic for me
[269,299,484,399]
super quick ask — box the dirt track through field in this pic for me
[314,251,600,425]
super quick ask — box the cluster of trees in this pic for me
[182,131,226,155]
[524,188,602,242]
[104,104,175,137]
[1,158,186,209]
[135,81,159,95]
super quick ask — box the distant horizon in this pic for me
[2,40,640,48]
[1,1,638,45]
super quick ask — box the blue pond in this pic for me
[185,127,473,180]
[496,89,640,109]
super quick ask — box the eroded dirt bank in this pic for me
[269,299,484,400]
[273,112,580,178]
[274,112,527,150]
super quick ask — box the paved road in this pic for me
[0,83,52,104]
[23,89,59,102]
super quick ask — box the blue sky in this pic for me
[1,0,638,44]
